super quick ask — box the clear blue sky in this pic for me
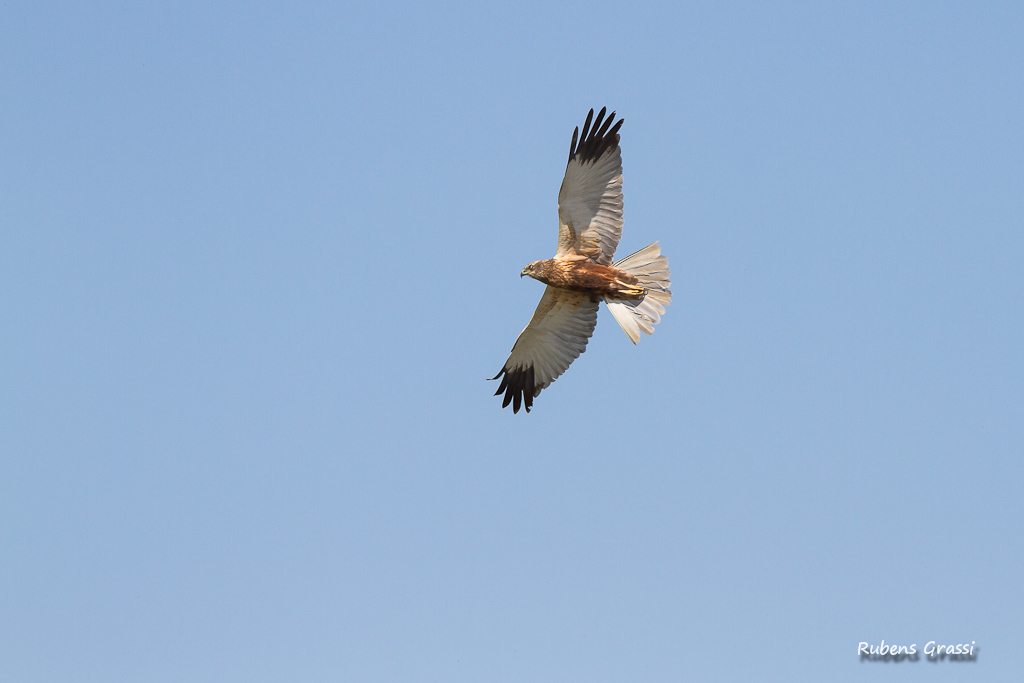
[2,1,1021,681]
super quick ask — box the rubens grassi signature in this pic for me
[859,640,976,659]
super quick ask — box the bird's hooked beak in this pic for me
[520,267,528,278]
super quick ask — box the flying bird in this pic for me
[492,107,671,413]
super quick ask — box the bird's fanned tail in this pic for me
[605,242,672,344]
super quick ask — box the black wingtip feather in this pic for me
[568,106,623,165]
[493,373,508,396]
[580,108,594,143]
[592,107,606,136]
[492,365,537,414]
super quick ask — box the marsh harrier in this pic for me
[492,107,671,413]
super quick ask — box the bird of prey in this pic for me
[492,107,671,413]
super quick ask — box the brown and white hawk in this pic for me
[492,107,672,413]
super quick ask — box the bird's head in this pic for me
[521,261,541,279]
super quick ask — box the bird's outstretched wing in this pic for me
[556,107,625,265]
[492,287,600,413]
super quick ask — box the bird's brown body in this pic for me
[523,259,645,300]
